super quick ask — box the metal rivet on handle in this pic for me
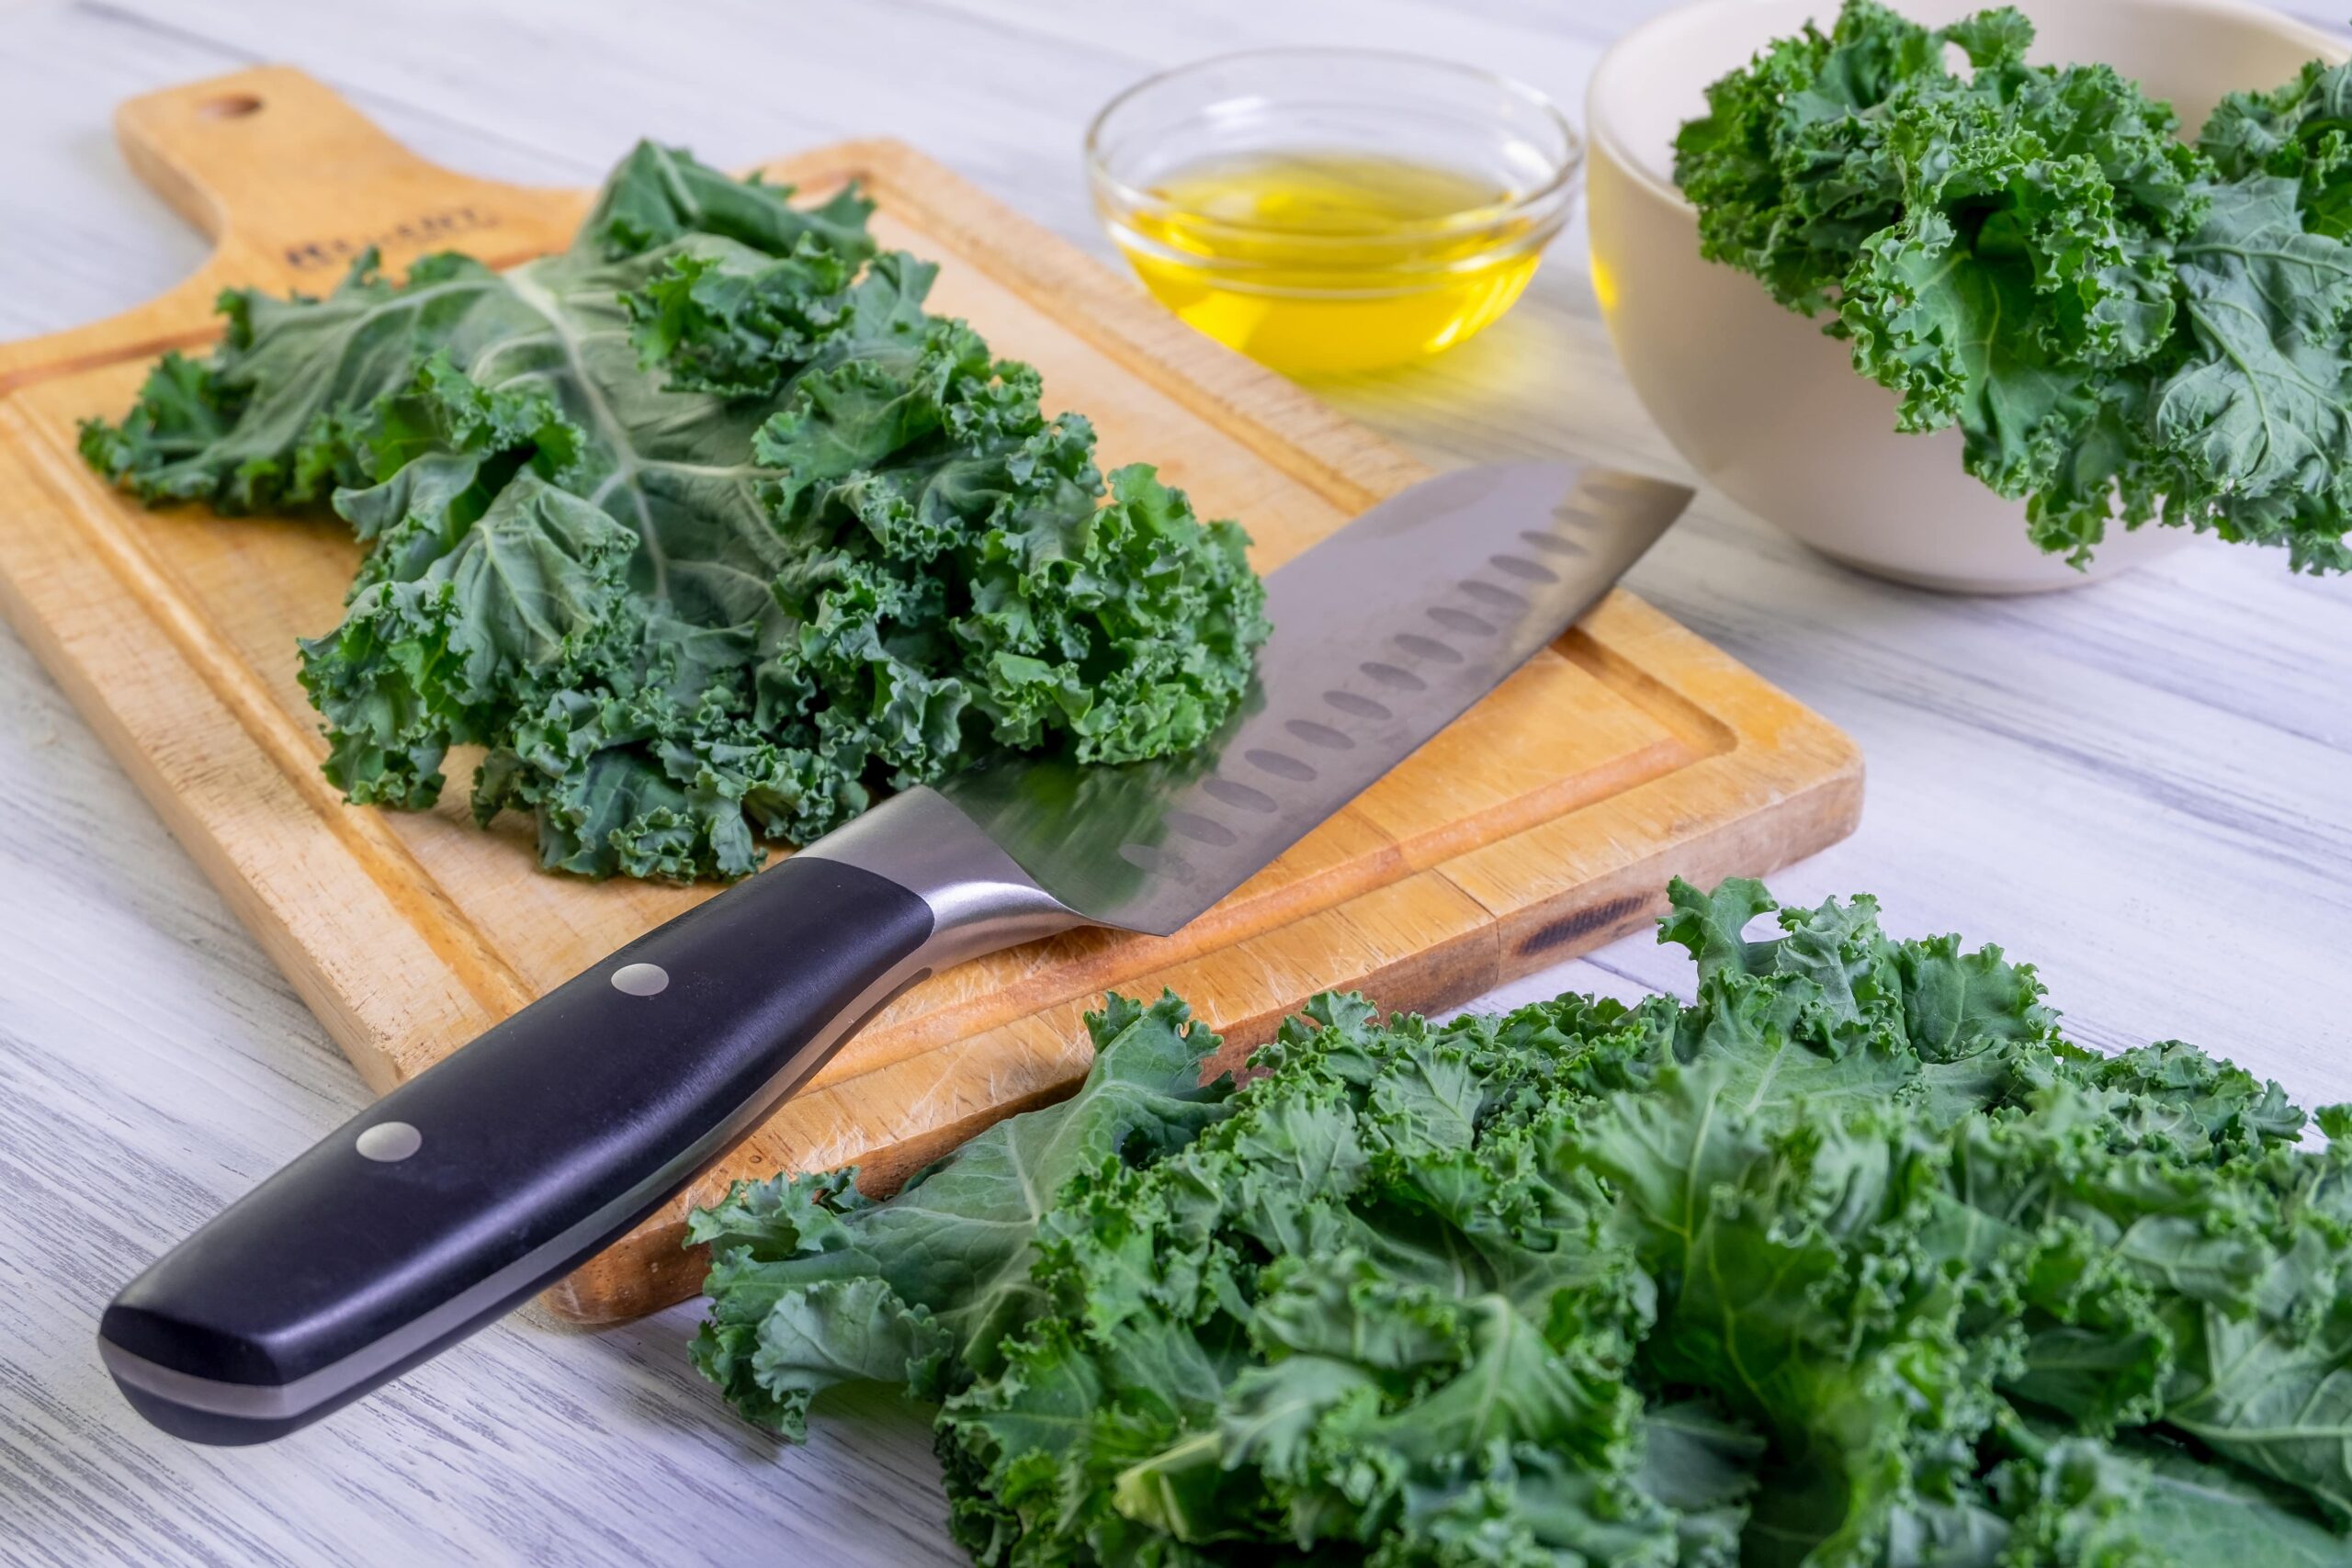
[611,962,670,997]
[356,1122,422,1163]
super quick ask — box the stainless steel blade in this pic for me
[938,460,1690,935]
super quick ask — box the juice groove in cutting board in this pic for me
[0,67,1862,1323]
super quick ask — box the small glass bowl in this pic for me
[1085,49,1582,377]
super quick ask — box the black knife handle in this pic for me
[100,788,1076,1444]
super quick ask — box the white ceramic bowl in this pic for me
[1587,0,2347,593]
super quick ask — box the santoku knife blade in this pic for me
[99,459,1689,1443]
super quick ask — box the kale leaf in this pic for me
[1672,0,2352,574]
[693,876,2352,1564]
[81,144,1269,879]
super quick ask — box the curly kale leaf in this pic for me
[2204,60,2352,239]
[1673,0,2352,573]
[81,142,1270,879]
[582,139,879,264]
[684,991,1235,1442]
[2147,175,2352,564]
[693,875,2352,1564]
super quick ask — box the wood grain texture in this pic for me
[1,2,2346,1564]
[0,71,1859,1324]
[0,66,584,383]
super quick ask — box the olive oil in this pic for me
[1116,152,1542,376]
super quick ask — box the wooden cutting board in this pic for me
[0,68,1861,1323]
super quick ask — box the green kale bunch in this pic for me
[1673,0,2352,574]
[691,876,2352,1565]
[81,144,1270,880]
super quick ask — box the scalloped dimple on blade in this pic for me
[941,462,1691,935]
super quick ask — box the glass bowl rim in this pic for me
[1083,46,1585,246]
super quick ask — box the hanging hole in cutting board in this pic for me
[199,94,264,120]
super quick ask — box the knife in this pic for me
[99,460,1688,1444]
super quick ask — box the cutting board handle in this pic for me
[0,66,582,383]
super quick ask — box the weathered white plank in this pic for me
[2,0,2348,1562]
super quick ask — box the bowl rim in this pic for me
[1084,45,1586,249]
[1585,0,2351,212]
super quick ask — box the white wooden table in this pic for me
[3,1,2347,1562]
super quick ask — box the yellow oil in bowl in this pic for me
[1114,152,1545,376]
